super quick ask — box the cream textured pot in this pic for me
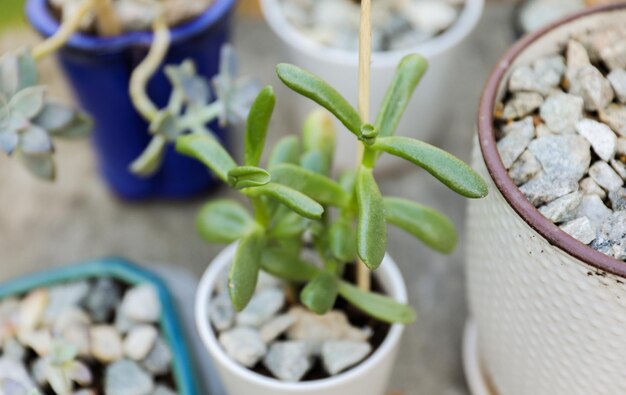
[260,0,483,170]
[466,5,626,395]
[195,243,408,395]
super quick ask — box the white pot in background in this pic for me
[196,243,408,395]
[260,0,484,170]
[466,5,626,395]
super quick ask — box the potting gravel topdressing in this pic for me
[495,24,626,260]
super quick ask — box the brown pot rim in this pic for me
[478,3,626,279]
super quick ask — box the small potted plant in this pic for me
[172,2,487,394]
[466,3,626,395]
[261,0,484,169]
[24,0,244,199]
[0,258,199,394]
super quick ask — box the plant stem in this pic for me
[250,197,270,228]
[93,0,122,36]
[31,0,95,61]
[356,0,372,292]
[129,14,171,122]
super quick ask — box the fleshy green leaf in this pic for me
[245,86,275,166]
[176,133,236,182]
[384,197,457,253]
[269,163,351,208]
[355,166,386,270]
[16,51,37,91]
[0,130,18,154]
[268,135,300,168]
[375,54,428,138]
[227,166,271,189]
[260,247,319,282]
[301,272,339,315]
[373,136,488,198]
[276,63,361,136]
[329,217,356,262]
[300,150,329,176]
[33,102,74,131]
[10,86,45,119]
[230,228,265,311]
[18,151,55,181]
[302,109,335,172]
[338,170,357,193]
[20,124,52,154]
[271,211,309,238]
[196,199,255,243]
[245,182,324,220]
[130,135,167,177]
[149,110,181,141]
[338,281,416,324]
[52,112,93,139]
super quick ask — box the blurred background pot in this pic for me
[261,0,484,171]
[26,0,235,200]
[195,243,407,395]
[466,5,626,395]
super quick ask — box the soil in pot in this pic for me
[209,264,391,383]
[0,278,178,394]
[494,23,626,260]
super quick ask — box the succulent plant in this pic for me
[0,50,92,181]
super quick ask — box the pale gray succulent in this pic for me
[0,50,92,181]
[40,342,92,395]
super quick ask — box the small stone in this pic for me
[509,150,542,185]
[263,341,313,382]
[538,191,582,223]
[114,306,139,334]
[509,56,565,95]
[610,159,626,180]
[405,1,457,35]
[576,194,611,230]
[19,289,48,331]
[535,123,554,137]
[566,40,591,82]
[84,278,122,323]
[321,340,372,376]
[3,338,26,361]
[90,325,123,363]
[592,211,626,258]
[44,281,90,324]
[617,137,626,156]
[589,161,624,192]
[497,117,535,168]
[260,313,297,344]
[287,307,372,345]
[528,135,591,180]
[151,385,177,395]
[255,271,283,292]
[499,92,544,120]
[568,64,614,111]
[540,93,584,134]
[53,307,91,334]
[105,360,155,395]
[219,327,266,368]
[208,293,235,332]
[519,175,579,207]
[575,119,616,162]
[120,285,161,324]
[124,325,158,361]
[599,104,626,137]
[0,357,36,392]
[60,324,91,357]
[609,188,626,211]
[560,217,596,245]
[580,177,607,199]
[589,25,626,70]
[608,69,626,103]
[236,287,285,328]
[0,298,20,343]
[141,337,172,375]
[67,360,93,386]
[17,329,52,356]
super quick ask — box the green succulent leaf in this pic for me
[227,166,271,189]
[245,182,324,220]
[302,109,335,171]
[301,272,339,315]
[176,133,236,182]
[260,247,319,282]
[20,124,52,154]
[384,197,457,253]
[52,112,93,139]
[18,151,55,181]
[130,135,167,177]
[373,136,488,198]
[276,63,361,136]
[300,150,329,176]
[338,281,416,324]
[149,110,181,141]
[271,211,309,238]
[16,51,37,92]
[33,102,74,132]
[230,228,265,311]
[329,217,356,263]
[355,166,386,270]
[268,135,300,168]
[270,163,351,208]
[245,86,275,166]
[338,170,357,194]
[10,86,45,119]
[196,199,255,243]
[375,54,428,138]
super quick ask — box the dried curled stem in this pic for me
[129,14,171,122]
[31,0,95,61]
[94,0,122,36]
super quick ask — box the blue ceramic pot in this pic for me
[0,258,201,394]
[25,0,236,200]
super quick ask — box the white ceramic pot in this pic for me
[466,5,626,395]
[196,243,408,395]
[260,0,484,170]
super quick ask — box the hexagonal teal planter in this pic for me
[0,258,200,395]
